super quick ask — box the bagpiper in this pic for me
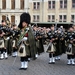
[55,26,66,60]
[0,20,8,59]
[65,27,75,65]
[18,12,37,70]
[47,25,57,64]
[12,24,20,57]
[33,26,44,57]
[0,29,5,59]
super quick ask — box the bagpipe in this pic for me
[46,30,57,53]
[0,25,19,37]
[47,30,57,40]
[0,25,13,36]
[57,30,65,40]
[17,27,29,46]
[13,29,21,37]
[11,29,21,48]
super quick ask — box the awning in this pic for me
[31,22,73,25]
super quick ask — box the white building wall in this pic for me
[15,0,20,9]
[0,0,75,25]
[6,0,11,9]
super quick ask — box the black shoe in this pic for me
[48,62,52,64]
[0,58,4,60]
[28,60,30,62]
[23,68,27,70]
[5,58,8,59]
[52,62,55,64]
[72,64,75,66]
[58,59,60,60]
[19,68,24,70]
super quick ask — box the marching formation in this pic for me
[0,12,75,71]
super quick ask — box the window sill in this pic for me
[33,9,40,10]
[59,8,67,10]
[47,8,55,10]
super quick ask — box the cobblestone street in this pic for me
[0,47,75,75]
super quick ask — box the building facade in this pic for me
[0,0,29,25]
[0,0,75,25]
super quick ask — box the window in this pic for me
[2,0,6,9]
[48,15,55,22]
[37,2,40,9]
[52,1,55,9]
[11,16,15,24]
[52,15,55,22]
[64,0,67,8]
[59,15,62,22]
[72,0,75,8]
[48,1,51,9]
[59,15,67,22]
[71,15,75,22]
[33,2,40,9]
[60,0,67,8]
[37,15,39,22]
[20,0,24,9]
[33,15,40,22]
[63,15,66,22]
[2,15,6,20]
[48,15,51,22]
[60,1,63,8]
[11,0,15,9]
[48,1,55,9]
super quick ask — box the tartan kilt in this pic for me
[47,43,56,53]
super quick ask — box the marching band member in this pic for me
[47,25,56,64]
[28,25,38,60]
[33,26,44,56]
[18,12,31,70]
[0,29,5,59]
[66,27,75,65]
[0,20,8,59]
[72,25,75,60]
[12,24,20,57]
[55,26,66,60]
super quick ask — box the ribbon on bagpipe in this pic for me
[17,28,29,46]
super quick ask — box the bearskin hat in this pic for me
[18,12,31,29]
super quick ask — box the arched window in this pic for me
[11,15,15,24]
[2,15,6,20]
